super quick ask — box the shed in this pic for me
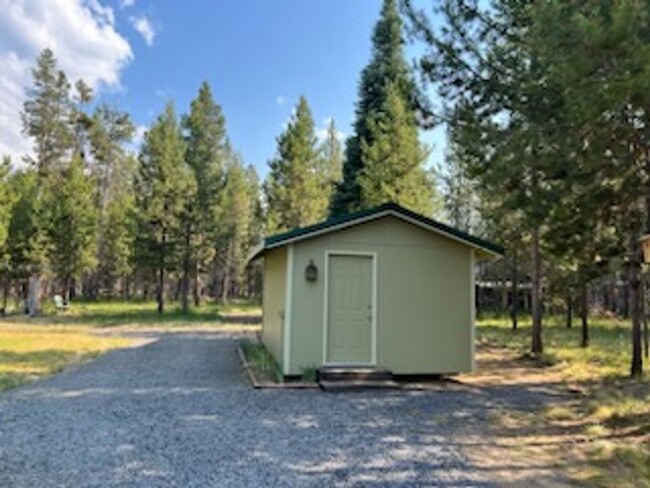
[248,203,503,377]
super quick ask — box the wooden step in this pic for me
[319,379,401,392]
[317,366,393,383]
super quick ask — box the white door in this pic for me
[326,254,374,364]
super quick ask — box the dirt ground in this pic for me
[456,347,577,487]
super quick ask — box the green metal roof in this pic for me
[249,202,504,261]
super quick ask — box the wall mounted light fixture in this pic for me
[305,260,318,282]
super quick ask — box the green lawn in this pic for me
[5,298,261,328]
[0,325,136,392]
[0,300,262,392]
[476,314,649,487]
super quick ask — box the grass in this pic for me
[3,298,261,328]
[0,299,262,392]
[240,338,283,383]
[0,325,136,392]
[476,314,649,486]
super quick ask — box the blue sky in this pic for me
[0,0,445,177]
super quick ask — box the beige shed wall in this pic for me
[261,247,286,370]
[288,216,474,376]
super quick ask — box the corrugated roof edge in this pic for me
[247,202,505,262]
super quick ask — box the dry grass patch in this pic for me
[0,324,136,392]
[462,316,649,487]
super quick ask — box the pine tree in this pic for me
[6,170,44,280]
[102,190,137,298]
[21,48,74,176]
[71,79,94,160]
[182,81,228,308]
[42,156,98,300]
[319,119,343,191]
[89,104,135,296]
[331,0,427,216]
[218,155,254,302]
[358,82,433,214]
[0,157,15,313]
[441,130,480,233]
[0,157,13,253]
[264,96,327,232]
[405,0,565,354]
[135,102,194,313]
[530,0,650,375]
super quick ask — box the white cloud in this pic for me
[276,95,286,106]
[119,0,135,9]
[130,15,156,47]
[0,0,133,164]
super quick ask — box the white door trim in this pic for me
[282,244,294,375]
[322,250,378,366]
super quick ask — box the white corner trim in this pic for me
[470,249,476,372]
[323,250,378,366]
[283,244,294,375]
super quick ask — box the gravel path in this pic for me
[0,333,531,487]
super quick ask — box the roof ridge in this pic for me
[250,202,504,262]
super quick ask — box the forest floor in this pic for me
[467,315,650,487]
[0,300,260,392]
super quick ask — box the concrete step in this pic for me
[319,379,401,392]
[317,366,393,383]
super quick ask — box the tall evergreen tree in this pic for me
[101,189,137,298]
[20,48,77,314]
[405,0,566,354]
[0,157,15,313]
[358,82,433,214]
[42,156,98,300]
[441,129,480,233]
[331,0,429,216]
[89,103,135,296]
[319,119,343,191]
[6,170,43,279]
[0,157,13,253]
[264,96,327,232]
[21,48,74,176]
[530,0,650,375]
[136,102,194,313]
[218,155,256,302]
[182,81,229,308]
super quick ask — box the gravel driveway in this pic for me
[0,332,511,487]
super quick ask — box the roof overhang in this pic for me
[247,203,504,263]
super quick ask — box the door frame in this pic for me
[322,250,378,366]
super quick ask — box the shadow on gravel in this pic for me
[0,333,572,487]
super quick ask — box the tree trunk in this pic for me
[501,259,508,316]
[193,265,202,307]
[221,244,232,304]
[580,281,589,348]
[1,270,8,317]
[629,234,643,377]
[531,229,543,355]
[566,294,573,329]
[157,266,164,314]
[27,276,40,317]
[511,250,518,331]
[157,231,166,315]
[63,275,72,304]
[181,228,191,314]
